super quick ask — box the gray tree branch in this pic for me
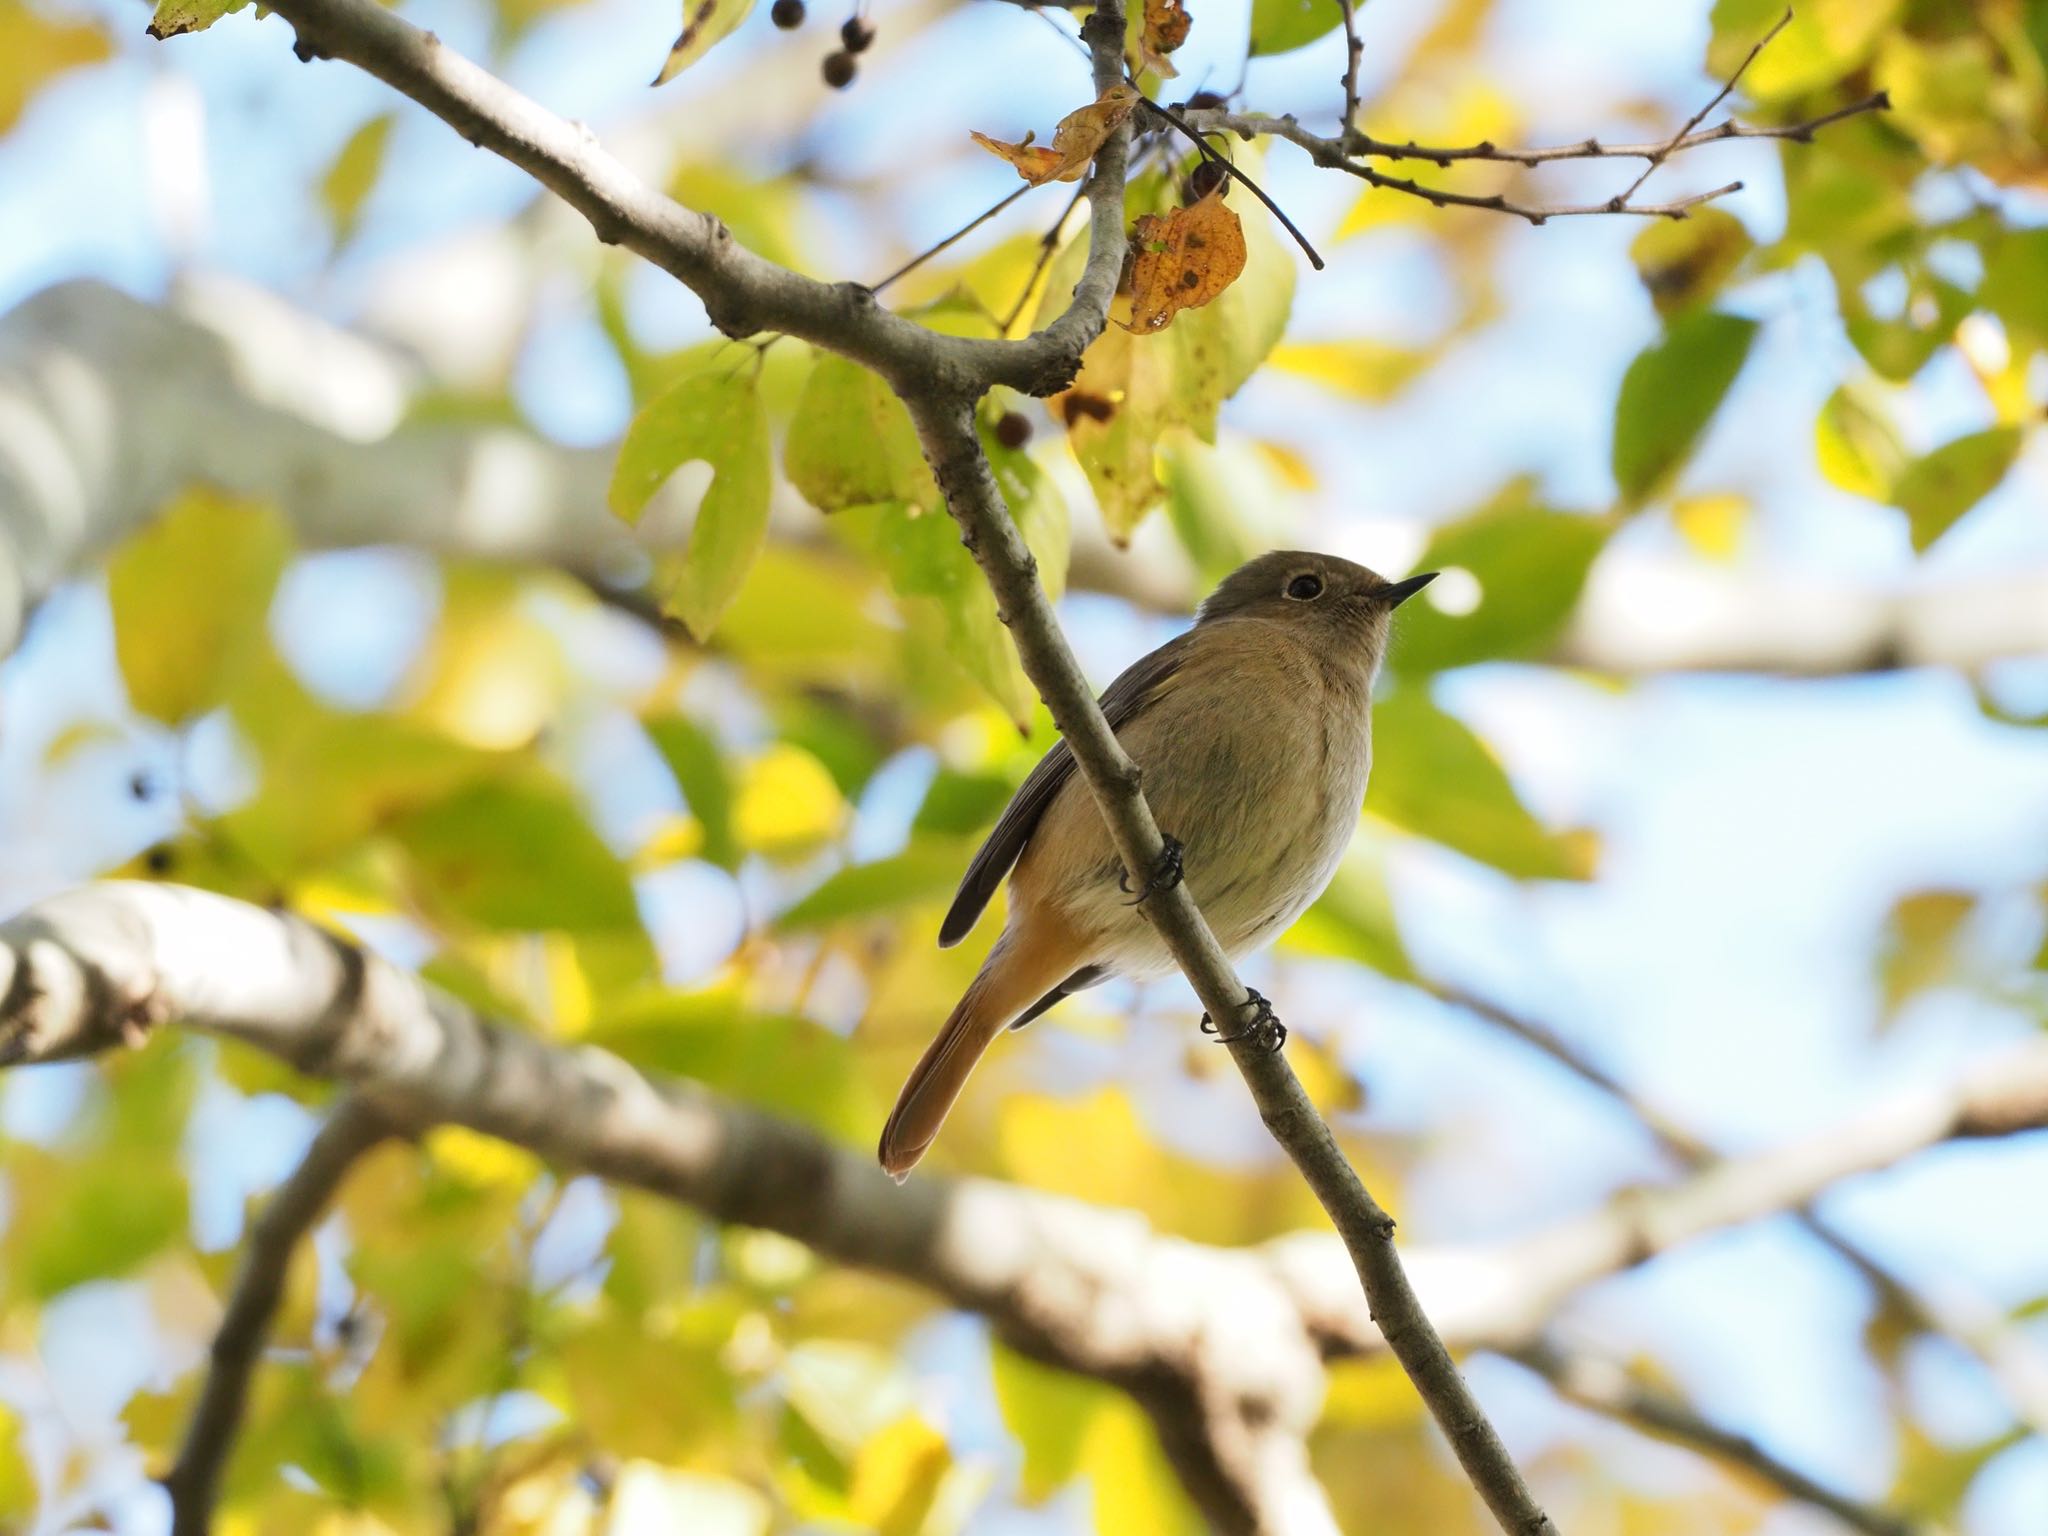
[3,881,2031,1532]
[160,1097,398,1536]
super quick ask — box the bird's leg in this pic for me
[1118,834,1185,905]
[1199,988,1287,1052]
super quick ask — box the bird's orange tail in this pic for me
[877,925,1073,1181]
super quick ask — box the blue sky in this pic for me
[2,0,2047,1530]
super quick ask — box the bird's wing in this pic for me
[936,629,1197,947]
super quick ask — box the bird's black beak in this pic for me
[1379,571,1439,608]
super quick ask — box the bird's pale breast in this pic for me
[1010,620,1376,980]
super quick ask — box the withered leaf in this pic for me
[1123,190,1246,334]
[971,83,1143,185]
[1137,0,1191,77]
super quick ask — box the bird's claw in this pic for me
[1119,834,1185,905]
[1198,988,1287,1052]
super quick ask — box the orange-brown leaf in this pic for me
[1138,0,1190,76]
[971,83,1142,185]
[1123,191,1246,333]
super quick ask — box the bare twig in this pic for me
[1613,8,1793,205]
[1001,180,1090,333]
[1347,163,1742,225]
[871,180,1035,294]
[1338,90,1891,167]
[161,1098,397,1536]
[1146,99,1327,266]
[1333,0,1363,136]
[1515,1343,1924,1536]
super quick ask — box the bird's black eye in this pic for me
[1285,573,1323,600]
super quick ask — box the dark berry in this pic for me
[821,49,856,88]
[129,770,156,802]
[771,0,805,25]
[993,411,1032,449]
[143,844,176,876]
[1186,158,1229,201]
[839,15,874,51]
[1183,90,1226,112]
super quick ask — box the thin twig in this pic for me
[1516,1343,1923,1536]
[1336,90,1891,167]
[161,1098,398,1536]
[871,180,1036,295]
[1614,7,1794,204]
[1145,100,1326,267]
[1001,180,1090,334]
[1347,163,1742,225]
[1333,0,1363,136]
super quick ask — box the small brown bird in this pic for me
[878,550,1436,1179]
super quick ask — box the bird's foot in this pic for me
[1199,988,1287,1052]
[1119,834,1185,906]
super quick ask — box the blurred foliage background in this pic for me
[1,0,2047,1531]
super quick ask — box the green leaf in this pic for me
[587,995,873,1139]
[223,657,504,876]
[1611,309,1758,508]
[1629,207,1753,319]
[914,767,1019,836]
[319,112,394,247]
[108,489,292,722]
[785,354,940,515]
[991,1345,1111,1504]
[1391,488,1609,673]
[392,778,641,931]
[1891,427,2022,551]
[1981,228,2048,349]
[144,0,245,40]
[1367,687,1590,880]
[1042,168,1295,541]
[647,715,738,868]
[3,0,110,127]
[777,841,968,931]
[610,362,772,639]
[1814,384,1907,501]
[651,0,757,84]
[1249,0,1342,57]
[1282,850,1415,980]
[1845,275,1971,383]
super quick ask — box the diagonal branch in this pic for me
[905,393,1552,1532]
[160,1096,398,1536]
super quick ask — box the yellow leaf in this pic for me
[1,0,109,131]
[1123,190,1247,334]
[971,83,1142,185]
[734,744,845,854]
[425,1125,543,1190]
[108,489,291,723]
[1671,493,1748,562]
[650,0,755,85]
[318,112,394,248]
[605,1464,769,1535]
[849,1415,951,1534]
[401,568,566,750]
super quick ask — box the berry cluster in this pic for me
[771,0,876,90]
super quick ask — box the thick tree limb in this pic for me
[2,883,2032,1532]
[160,1097,397,1536]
